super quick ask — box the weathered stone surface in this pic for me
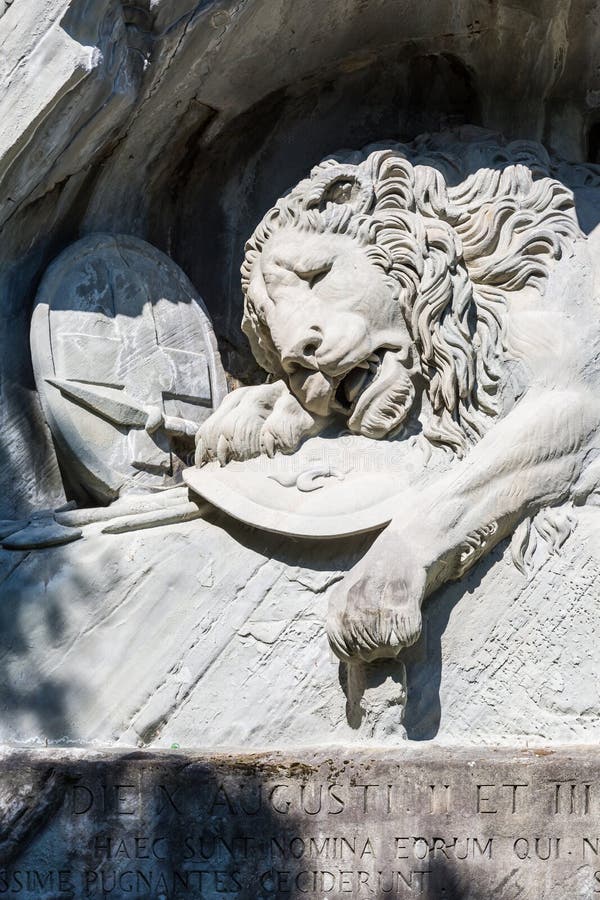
[1,505,600,749]
[0,746,599,898]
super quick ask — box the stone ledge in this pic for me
[0,746,598,898]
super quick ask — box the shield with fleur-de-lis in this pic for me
[31,234,227,503]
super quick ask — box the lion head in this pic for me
[240,127,581,454]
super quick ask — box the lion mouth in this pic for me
[334,351,383,413]
[334,348,416,439]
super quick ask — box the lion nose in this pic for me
[281,330,323,369]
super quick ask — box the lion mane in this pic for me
[240,127,582,453]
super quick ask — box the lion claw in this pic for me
[216,434,230,466]
[261,428,276,458]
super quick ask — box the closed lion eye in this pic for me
[296,264,332,289]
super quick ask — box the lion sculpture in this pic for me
[195,126,600,665]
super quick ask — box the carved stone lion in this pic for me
[196,126,600,664]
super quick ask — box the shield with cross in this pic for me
[31,234,227,503]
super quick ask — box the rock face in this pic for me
[1,0,600,741]
[2,505,600,749]
[5,4,600,899]
[2,0,600,521]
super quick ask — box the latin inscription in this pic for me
[4,752,600,897]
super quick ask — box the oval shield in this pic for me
[31,234,227,503]
[184,433,438,538]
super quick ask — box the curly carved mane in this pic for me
[241,127,582,453]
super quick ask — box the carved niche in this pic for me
[186,127,600,666]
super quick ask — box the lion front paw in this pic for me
[195,380,319,466]
[327,547,426,663]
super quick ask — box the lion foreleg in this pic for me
[327,388,600,662]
